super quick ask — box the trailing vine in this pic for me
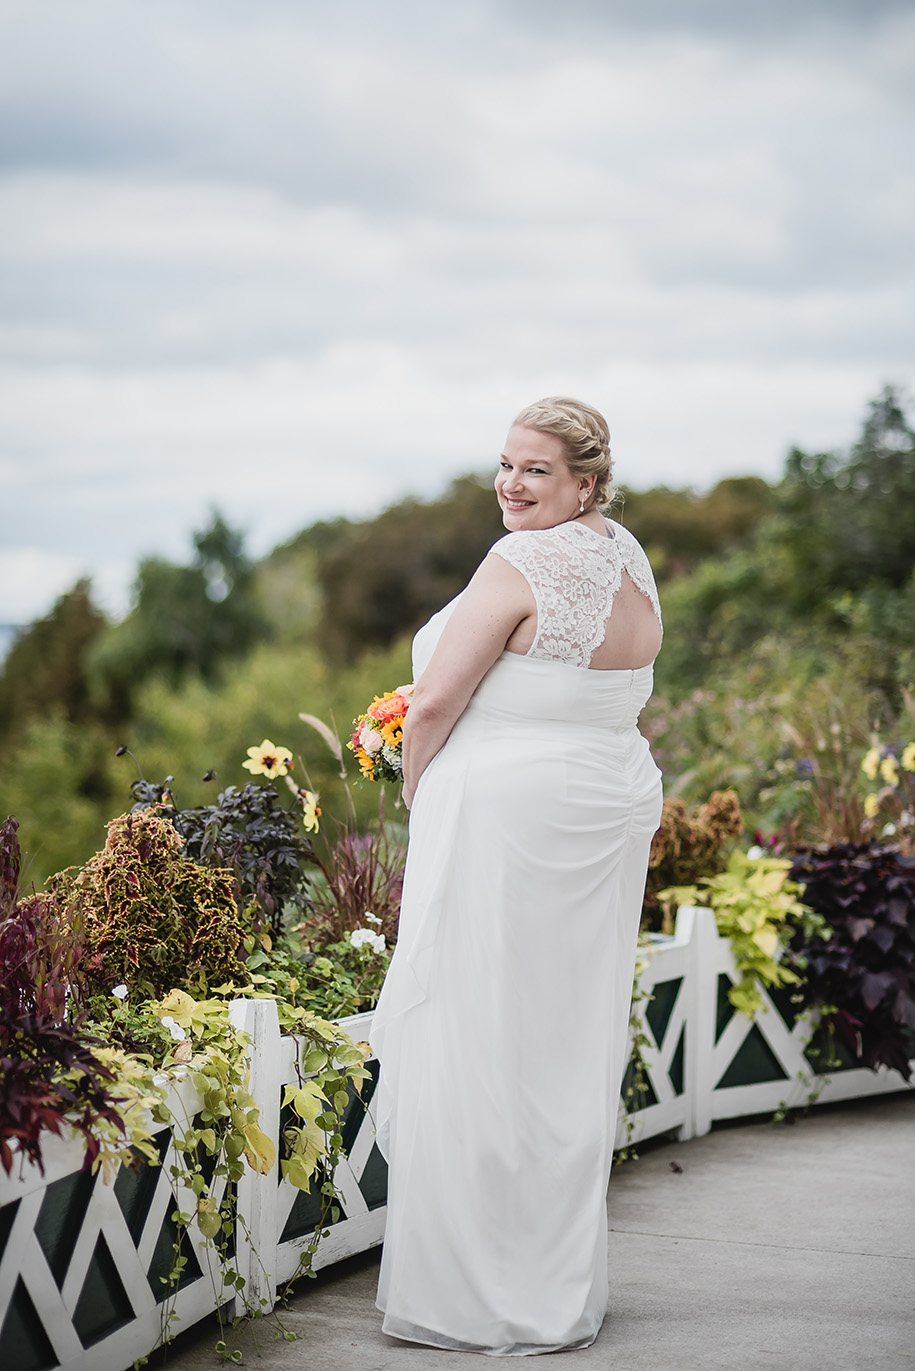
[615,939,655,1165]
[82,986,372,1359]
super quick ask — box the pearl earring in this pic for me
[579,498,585,514]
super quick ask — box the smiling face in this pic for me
[494,425,591,531]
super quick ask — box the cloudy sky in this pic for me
[1,0,913,625]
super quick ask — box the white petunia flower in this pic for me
[112,984,129,1000]
[746,846,764,860]
[364,911,381,925]
[160,1014,187,1042]
[350,928,386,954]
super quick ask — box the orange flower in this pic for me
[367,692,409,725]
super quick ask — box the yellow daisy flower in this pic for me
[301,790,322,834]
[242,739,293,779]
[863,793,880,819]
[880,755,899,787]
[901,742,915,772]
[861,747,880,781]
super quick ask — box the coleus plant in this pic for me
[127,770,315,940]
[788,842,915,1080]
[0,816,126,1175]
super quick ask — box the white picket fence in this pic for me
[1,905,911,1371]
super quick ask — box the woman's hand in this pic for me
[402,552,533,798]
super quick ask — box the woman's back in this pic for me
[493,520,663,671]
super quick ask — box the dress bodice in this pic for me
[411,519,662,679]
[491,520,662,668]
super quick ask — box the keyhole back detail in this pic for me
[491,519,663,670]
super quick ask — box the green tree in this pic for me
[618,476,773,579]
[89,513,266,719]
[316,476,504,663]
[0,580,106,745]
[653,387,915,703]
[780,384,915,609]
[0,713,119,888]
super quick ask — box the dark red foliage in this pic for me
[0,1007,124,1177]
[0,815,125,1176]
[788,843,915,1080]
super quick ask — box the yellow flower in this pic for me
[861,747,880,781]
[880,755,899,787]
[902,742,915,772]
[300,789,321,834]
[863,793,880,818]
[353,746,375,778]
[242,739,293,779]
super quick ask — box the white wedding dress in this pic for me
[370,519,663,1356]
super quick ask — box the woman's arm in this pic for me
[402,552,533,807]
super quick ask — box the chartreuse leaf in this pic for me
[752,926,780,959]
[283,1080,326,1122]
[243,1121,276,1174]
[282,1152,317,1190]
[196,1197,222,1239]
[335,1044,368,1067]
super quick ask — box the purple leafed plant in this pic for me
[0,815,125,1176]
[788,842,915,1080]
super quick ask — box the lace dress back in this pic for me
[491,520,662,668]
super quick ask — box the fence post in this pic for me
[229,998,282,1314]
[682,905,718,1139]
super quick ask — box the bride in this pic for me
[369,397,663,1355]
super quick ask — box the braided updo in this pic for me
[511,396,613,509]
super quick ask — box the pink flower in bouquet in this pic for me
[348,684,414,782]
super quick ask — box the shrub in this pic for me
[53,808,247,999]
[128,773,316,939]
[644,790,743,928]
[788,842,915,1079]
[0,816,126,1176]
[662,850,828,1017]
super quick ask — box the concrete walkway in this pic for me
[161,1092,915,1371]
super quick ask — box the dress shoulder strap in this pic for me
[607,522,663,626]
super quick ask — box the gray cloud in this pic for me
[494,0,915,40]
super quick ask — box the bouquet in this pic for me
[348,685,414,782]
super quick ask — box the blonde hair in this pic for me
[511,396,612,509]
